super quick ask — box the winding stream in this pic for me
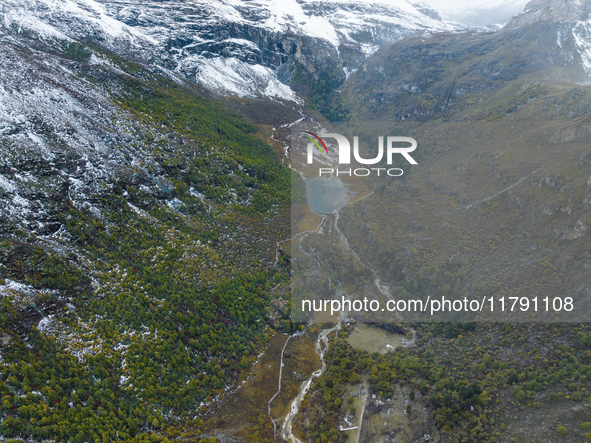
[272,115,415,442]
[279,186,363,441]
[281,306,346,442]
[279,191,417,442]
[276,119,368,441]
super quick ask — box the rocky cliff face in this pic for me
[1,0,459,102]
[501,0,591,79]
[506,0,589,29]
[340,0,591,122]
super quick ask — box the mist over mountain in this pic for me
[428,0,529,26]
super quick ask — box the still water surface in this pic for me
[305,176,353,213]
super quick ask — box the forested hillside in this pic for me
[0,24,291,442]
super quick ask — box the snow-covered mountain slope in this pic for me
[1,0,460,102]
[0,24,295,437]
[503,0,591,80]
[0,22,292,269]
[507,0,587,29]
[0,24,183,238]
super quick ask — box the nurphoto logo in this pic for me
[303,131,418,177]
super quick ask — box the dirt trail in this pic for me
[267,334,291,437]
[355,377,369,443]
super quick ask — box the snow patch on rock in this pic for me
[573,21,591,76]
[194,56,303,103]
